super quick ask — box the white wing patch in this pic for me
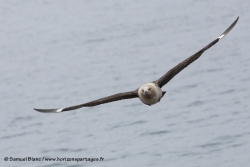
[33,108,64,113]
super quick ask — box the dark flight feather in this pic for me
[155,17,239,88]
[34,90,138,113]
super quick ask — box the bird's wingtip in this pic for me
[218,16,239,39]
[33,108,64,113]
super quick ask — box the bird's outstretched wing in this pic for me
[34,90,138,113]
[155,17,239,88]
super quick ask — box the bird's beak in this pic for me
[144,90,149,95]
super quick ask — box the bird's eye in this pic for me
[148,88,151,90]
[142,90,144,92]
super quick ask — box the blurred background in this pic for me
[0,0,249,167]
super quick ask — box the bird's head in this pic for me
[141,85,155,98]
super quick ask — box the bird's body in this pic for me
[34,17,239,113]
[138,83,165,106]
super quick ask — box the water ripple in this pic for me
[140,130,171,136]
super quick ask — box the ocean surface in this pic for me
[1,0,250,167]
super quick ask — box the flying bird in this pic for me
[34,17,239,113]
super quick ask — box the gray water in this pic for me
[1,0,250,167]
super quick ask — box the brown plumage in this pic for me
[34,17,239,113]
